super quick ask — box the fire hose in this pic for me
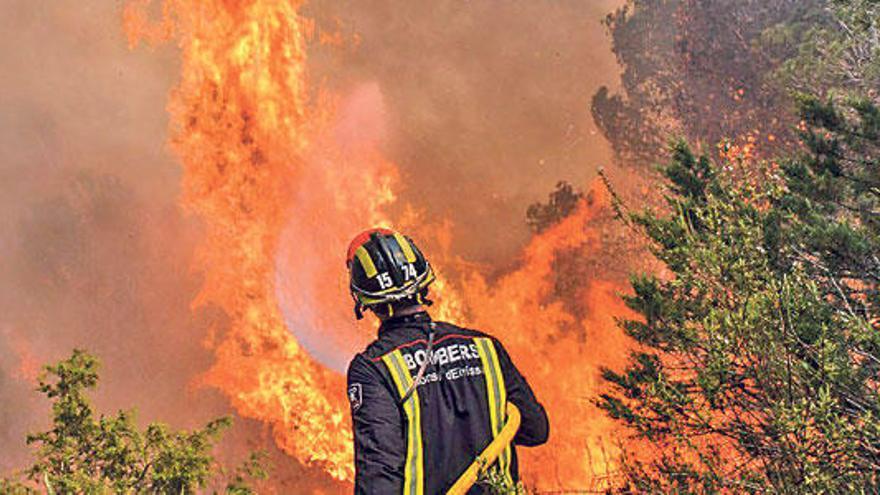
[447,402,521,495]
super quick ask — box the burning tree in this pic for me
[592,0,828,166]
[601,95,880,492]
[0,350,266,494]
[526,181,584,234]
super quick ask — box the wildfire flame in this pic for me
[448,182,636,487]
[125,0,636,490]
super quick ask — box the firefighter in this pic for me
[345,228,549,494]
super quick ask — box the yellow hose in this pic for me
[447,402,521,495]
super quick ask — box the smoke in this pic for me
[278,0,628,369]
[0,3,341,489]
[305,0,624,264]
[0,0,194,468]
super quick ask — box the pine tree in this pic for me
[601,96,880,493]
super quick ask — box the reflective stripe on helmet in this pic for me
[475,337,513,484]
[394,232,417,263]
[354,246,378,278]
[346,227,394,262]
[382,350,425,495]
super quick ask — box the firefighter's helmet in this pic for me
[346,228,435,319]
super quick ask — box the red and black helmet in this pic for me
[346,228,435,319]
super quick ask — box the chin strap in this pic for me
[352,289,431,321]
[400,322,435,405]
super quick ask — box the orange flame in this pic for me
[125,0,359,479]
[448,181,635,488]
[125,0,636,490]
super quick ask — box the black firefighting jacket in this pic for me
[346,311,549,494]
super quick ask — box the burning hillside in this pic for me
[120,0,638,490]
[3,0,876,492]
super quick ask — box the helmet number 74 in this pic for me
[402,263,417,280]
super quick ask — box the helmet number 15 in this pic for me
[377,272,393,289]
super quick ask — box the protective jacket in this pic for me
[347,311,549,494]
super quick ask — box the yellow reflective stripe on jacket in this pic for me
[474,337,512,483]
[382,350,424,495]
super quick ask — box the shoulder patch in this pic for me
[348,383,363,412]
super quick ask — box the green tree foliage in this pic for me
[592,0,827,165]
[770,0,880,102]
[476,464,527,495]
[0,350,266,494]
[600,97,880,493]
